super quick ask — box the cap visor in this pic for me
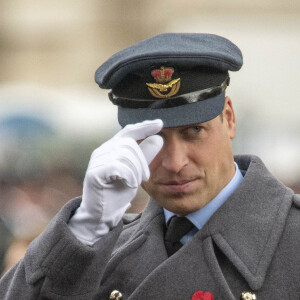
[118,92,225,128]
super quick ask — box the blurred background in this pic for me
[0,0,299,275]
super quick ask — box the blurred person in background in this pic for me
[0,165,82,277]
[0,33,300,300]
[0,177,46,277]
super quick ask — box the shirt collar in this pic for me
[163,162,244,229]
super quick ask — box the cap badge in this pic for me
[146,66,181,99]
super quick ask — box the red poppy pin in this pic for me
[192,290,213,300]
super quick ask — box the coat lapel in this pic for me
[129,225,232,299]
[206,155,294,291]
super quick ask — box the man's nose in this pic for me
[160,138,189,173]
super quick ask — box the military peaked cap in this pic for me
[95,33,243,127]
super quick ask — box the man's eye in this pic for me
[191,126,202,133]
[183,126,204,139]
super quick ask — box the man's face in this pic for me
[141,97,236,216]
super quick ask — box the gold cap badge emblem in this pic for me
[146,66,181,99]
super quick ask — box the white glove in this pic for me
[68,119,164,246]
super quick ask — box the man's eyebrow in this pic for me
[176,124,203,130]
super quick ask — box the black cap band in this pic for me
[109,76,229,109]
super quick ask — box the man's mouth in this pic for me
[158,178,199,193]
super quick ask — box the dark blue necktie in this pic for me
[164,216,194,257]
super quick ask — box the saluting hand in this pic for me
[68,119,164,245]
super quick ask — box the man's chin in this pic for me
[155,195,206,215]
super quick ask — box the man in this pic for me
[0,33,300,300]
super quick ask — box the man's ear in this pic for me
[223,96,236,139]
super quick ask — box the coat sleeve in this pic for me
[0,197,123,300]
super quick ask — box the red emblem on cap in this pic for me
[151,67,174,83]
[192,290,213,300]
[146,66,181,99]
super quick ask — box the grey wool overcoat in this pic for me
[1,155,300,300]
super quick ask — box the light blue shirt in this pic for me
[163,162,244,244]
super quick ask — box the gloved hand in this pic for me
[68,119,164,246]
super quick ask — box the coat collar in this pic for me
[201,155,294,290]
